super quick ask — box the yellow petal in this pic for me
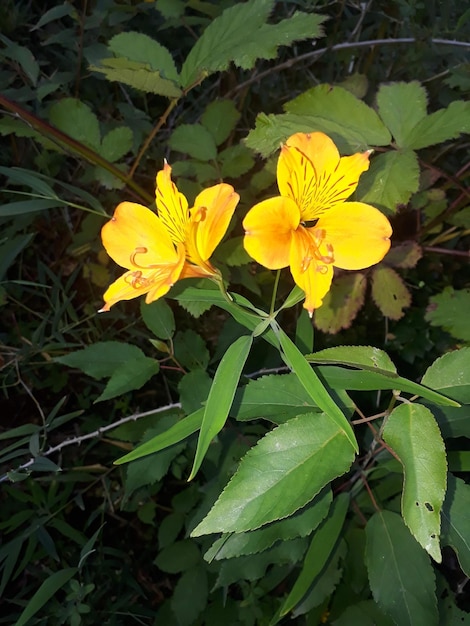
[101,202,178,269]
[319,202,392,270]
[188,183,239,262]
[289,226,334,315]
[243,196,299,269]
[277,132,371,220]
[155,162,189,245]
[100,243,186,311]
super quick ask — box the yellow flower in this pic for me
[100,163,239,311]
[243,132,392,315]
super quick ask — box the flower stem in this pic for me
[270,270,281,315]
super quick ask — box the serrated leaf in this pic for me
[205,488,332,561]
[201,100,240,146]
[314,272,367,334]
[171,565,208,626]
[90,59,182,97]
[425,287,470,342]
[55,342,144,379]
[334,601,396,626]
[220,144,255,178]
[383,241,422,268]
[108,32,179,82]
[406,100,470,150]
[383,403,447,561]
[180,0,325,88]
[96,356,160,402]
[376,81,428,148]
[284,84,391,147]
[277,326,357,450]
[421,347,470,404]
[357,150,420,213]
[371,266,411,319]
[441,474,470,576]
[277,494,349,619]
[174,329,210,371]
[365,511,438,626]
[307,346,397,376]
[141,298,175,340]
[100,127,133,162]
[49,98,101,151]
[191,412,356,536]
[115,409,204,465]
[189,335,252,480]
[125,419,185,495]
[231,373,319,422]
[0,36,39,86]
[168,123,217,161]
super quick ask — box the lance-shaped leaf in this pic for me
[191,412,355,536]
[366,511,438,626]
[188,334,253,480]
[307,345,397,377]
[276,326,357,452]
[276,493,349,620]
[114,408,204,465]
[383,403,447,562]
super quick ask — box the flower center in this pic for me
[299,227,334,274]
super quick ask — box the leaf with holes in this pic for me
[371,266,411,319]
[383,403,447,562]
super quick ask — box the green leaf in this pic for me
[180,0,325,88]
[441,474,470,576]
[307,346,397,376]
[277,326,358,451]
[155,540,201,574]
[245,84,391,158]
[314,273,367,334]
[383,403,447,562]
[96,357,160,402]
[99,127,133,162]
[383,241,423,268]
[174,329,210,371]
[334,601,395,626]
[49,98,101,151]
[108,32,179,82]
[171,565,208,626]
[32,3,75,29]
[141,299,175,340]
[371,266,412,319]
[205,489,332,561]
[179,369,212,414]
[421,347,470,404]
[317,365,459,407]
[232,373,319,422]
[357,150,420,213]
[284,84,391,147]
[168,123,217,161]
[406,100,470,150]
[425,287,470,342]
[0,166,58,198]
[295,309,314,355]
[0,36,39,86]
[213,236,251,267]
[220,144,255,178]
[366,511,438,626]
[376,81,428,148]
[14,568,78,626]
[191,412,356,536]
[0,199,63,217]
[114,409,204,465]
[201,100,240,146]
[277,494,349,619]
[90,58,182,97]
[189,335,252,480]
[55,342,144,379]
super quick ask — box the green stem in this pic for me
[270,270,281,315]
[0,94,153,205]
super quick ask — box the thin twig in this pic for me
[227,37,470,97]
[0,402,182,483]
[423,246,470,258]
